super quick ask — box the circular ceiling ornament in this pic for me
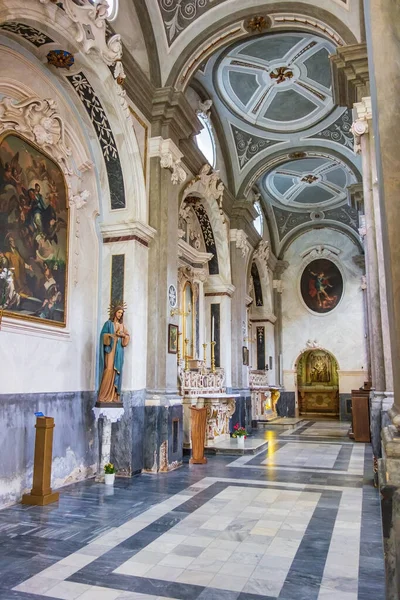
[264,155,357,210]
[244,15,272,34]
[216,33,336,133]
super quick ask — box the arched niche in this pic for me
[0,1,147,223]
[296,348,339,417]
[181,166,231,285]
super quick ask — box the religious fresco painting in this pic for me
[300,259,343,314]
[0,134,68,326]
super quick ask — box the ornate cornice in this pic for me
[151,87,201,143]
[100,220,156,245]
[330,43,369,107]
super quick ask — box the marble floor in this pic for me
[0,420,384,600]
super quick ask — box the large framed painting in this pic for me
[0,133,68,326]
[300,259,343,314]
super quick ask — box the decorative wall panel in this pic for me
[67,72,126,210]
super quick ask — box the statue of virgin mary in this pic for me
[97,304,130,403]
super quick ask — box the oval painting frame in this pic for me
[300,259,343,314]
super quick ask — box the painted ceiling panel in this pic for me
[238,36,301,61]
[325,168,347,188]
[295,186,334,204]
[303,48,332,88]
[229,71,259,106]
[264,90,317,122]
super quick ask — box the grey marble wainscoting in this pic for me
[276,390,296,417]
[143,397,183,473]
[339,393,352,422]
[110,390,146,477]
[230,389,252,433]
[0,391,97,509]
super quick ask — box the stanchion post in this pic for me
[22,416,59,506]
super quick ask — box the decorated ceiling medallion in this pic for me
[216,33,335,133]
[269,66,294,84]
[301,174,319,184]
[47,50,75,69]
[244,15,272,34]
[264,156,357,210]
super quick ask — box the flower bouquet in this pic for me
[232,423,248,446]
[104,462,116,485]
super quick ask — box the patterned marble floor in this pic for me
[0,420,385,600]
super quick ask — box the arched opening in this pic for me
[296,349,339,417]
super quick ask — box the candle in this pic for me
[211,315,215,342]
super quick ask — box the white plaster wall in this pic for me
[114,0,150,77]
[281,229,367,393]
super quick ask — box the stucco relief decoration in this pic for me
[253,240,270,267]
[41,0,125,82]
[234,230,249,259]
[158,0,211,45]
[160,152,186,185]
[351,119,368,155]
[0,97,72,187]
[0,99,72,326]
[70,189,90,286]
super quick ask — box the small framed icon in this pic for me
[168,324,179,354]
[242,346,249,366]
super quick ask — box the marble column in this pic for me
[273,260,288,388]
[364,0,400,430]
[144,139,186,472]
[230,229,252,430]
[364,4,400,596]
[353,99,386,461]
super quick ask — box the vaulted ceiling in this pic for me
[138,0,362,256]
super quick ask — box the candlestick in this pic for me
[184,338,189,372]
[177,331,182,363]
[202,343,207,363]
[211,315,215,342]
[210,341,216,374]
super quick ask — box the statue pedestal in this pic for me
[183,394,238,449]
[93,406,125,482]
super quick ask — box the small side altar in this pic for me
[250,370,281,421]
[178,362,238,448]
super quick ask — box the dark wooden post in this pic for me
[22,416,59,506]
[190,407,207,464]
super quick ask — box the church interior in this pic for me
[0,0,398,598]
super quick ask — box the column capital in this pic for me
[351,97,372,154]
[149,136,186,185]
[230,228,251,259]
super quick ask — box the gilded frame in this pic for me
[0,131,69,327]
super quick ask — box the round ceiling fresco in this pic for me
[264,155,357,209]
[216,33,336,133]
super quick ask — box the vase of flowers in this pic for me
[232,423,248,447]
[104,462,116,485]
